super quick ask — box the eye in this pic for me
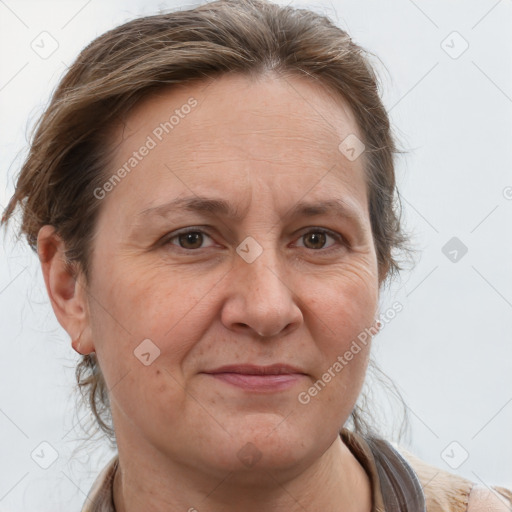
[161,227,346,253]
[295,228,345,251]
[166,229,216,250]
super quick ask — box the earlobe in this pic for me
[37,225,95,355]
[71,329,93,355]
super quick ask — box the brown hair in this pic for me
[1,0,411,446]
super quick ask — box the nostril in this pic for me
[233,322,251,332]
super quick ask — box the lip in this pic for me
[202,364,307,392]
[205,364,306,375]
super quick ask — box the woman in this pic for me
[2,0,510,510]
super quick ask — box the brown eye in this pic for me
[178,232,204,249]
[294,228,347,254]
[165,229,216,250]
[303,231,327,249]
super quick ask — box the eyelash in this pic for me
[162,227,348,254]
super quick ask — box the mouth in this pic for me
[201,364,308,392]
[204,364,306,375]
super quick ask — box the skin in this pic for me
[38,72,382,512]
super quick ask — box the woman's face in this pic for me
[80,73,380,477]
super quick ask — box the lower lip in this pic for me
[205,373,304,391]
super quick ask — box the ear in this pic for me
[37,225,95,355]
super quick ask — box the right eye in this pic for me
[164,229,217,250]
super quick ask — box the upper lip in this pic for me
[203,364,306,375]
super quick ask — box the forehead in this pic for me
[104,72,368,219]
[120,71,362,151]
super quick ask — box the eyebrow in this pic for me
[137,196,364,226]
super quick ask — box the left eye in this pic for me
[295,229,342,250]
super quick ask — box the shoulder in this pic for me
[466,485,512,512]
[393,444,512,512]
[81,455,118,512]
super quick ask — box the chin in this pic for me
[203,413,331,479]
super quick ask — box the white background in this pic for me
[1,0,511,510]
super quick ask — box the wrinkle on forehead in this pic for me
[113,71,362,150]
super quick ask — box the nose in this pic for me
[220,245,303,338]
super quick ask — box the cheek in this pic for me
[87,263,222,380]
[307,262,379,341]
[300,262,378,398]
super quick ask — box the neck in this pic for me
[112,434,372,512]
